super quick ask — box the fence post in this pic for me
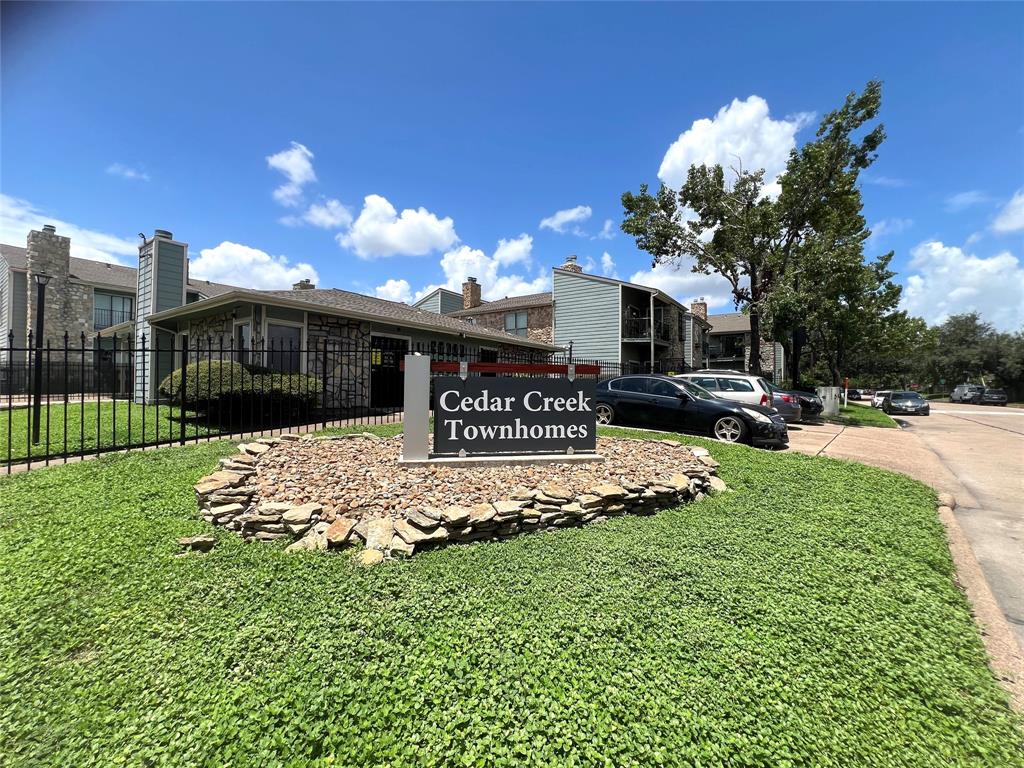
[179,338,187,446]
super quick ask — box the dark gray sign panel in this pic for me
[433,377,597,456]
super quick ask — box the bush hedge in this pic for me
[159,360,322,408]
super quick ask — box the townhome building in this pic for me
[705,311,786,381]
[415,255,712,373]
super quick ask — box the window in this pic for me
[694,376,719,390]
[504,311,528,337]
[265,323,302,372]
[718,378,754,392]
[612,377,647,393]
[234,322,251,364]
[649,379,680,397]
[93,292,134,329]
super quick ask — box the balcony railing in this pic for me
[93,308,134,330]
[622,316,672,342]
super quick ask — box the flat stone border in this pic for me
[398,452,605,467]
[193,433,726,561]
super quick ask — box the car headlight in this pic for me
[740,407,772,423]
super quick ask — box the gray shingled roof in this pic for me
[707,312,751,334]
[449,292,553,317]
[255,287,557,349]
[1,242,235,297]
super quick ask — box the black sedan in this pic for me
[882,391,930,416]
[594,375,788,448]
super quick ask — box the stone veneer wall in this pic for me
[25,228,94,348]
[306,313,372,411]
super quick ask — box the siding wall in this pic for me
[155,242,185,312]
[438,291,464,315]
[552,270,620,363]
[413,293,440,314]
[12,271,27,348]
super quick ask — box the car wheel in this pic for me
[595,403,615,425]
[712,415,746,443]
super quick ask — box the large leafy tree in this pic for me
[622,82,885,379]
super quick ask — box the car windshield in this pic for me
[678,380,718,401]
[985,389,1005,395]
[895,392,921,399]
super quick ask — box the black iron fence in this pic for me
[3,331,696,472]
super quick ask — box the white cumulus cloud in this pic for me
[414,234,549,303]
[593,219,616,240]
[338,194,458,259]
[629,261,737,313]
[867,217,913,248]
[993,189,1024,233]
[279,198,353,230]
[106,163,149,182]
[189,241,318,290]
[944,190,992,213]
[600,252,617,278]
[658,96,813,198]
[374,278,413,303]
[539,205,592,234]
[266,141,317,208]
[0,193,138,264]
[900,240,1024,331]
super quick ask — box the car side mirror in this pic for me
[676,391,690,402]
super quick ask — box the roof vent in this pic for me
[154,229,173,239]
[42,224,56,233]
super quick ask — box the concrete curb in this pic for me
[937,494,1024,711]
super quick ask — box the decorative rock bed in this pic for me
[193,433,726,560]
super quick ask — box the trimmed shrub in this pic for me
[159,361,322,411]
[159,361,253,403]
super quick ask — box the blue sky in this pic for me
[2,2,1022,329]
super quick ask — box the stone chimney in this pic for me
[691,297,708,321]
[26,224,81,345]
[462,276,482,309]
[292,278,315,290]
[560,255,583,274]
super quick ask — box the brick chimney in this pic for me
[462,276,481,309]
[560,255,583,274]
[691,297,708,321]
[292,278,315,290]
[26,224,75,345]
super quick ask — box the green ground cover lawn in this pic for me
[1,427,1021,766]
[0,401,214,464]
[824,402,899,429]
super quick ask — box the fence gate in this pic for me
[370,336,408,409]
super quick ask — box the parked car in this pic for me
[676,371,774,408]
[846,388,863,401]
[765,383,804,424]
[871,390,891,408]
[950,384,984,403]
[792,390,824,418]
[594,375,789,448]
[979,388,1008,406]
[881,391,930,416]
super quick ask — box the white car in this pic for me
[871,390,891,408]
[676,370,774,409]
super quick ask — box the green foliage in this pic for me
[159,360,322,408]
[923,313,1024,398]
[2,426,1022,765]
[623,81,887,381]
[159,360,253,402]
[824,404,899,428]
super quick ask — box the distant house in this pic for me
[416,256,711,373]
[705,311,785,381]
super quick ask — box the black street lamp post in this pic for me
[31,273,51,444]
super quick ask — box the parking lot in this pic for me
[789,401,1024,647]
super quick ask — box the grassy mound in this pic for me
[0,426,1020,766]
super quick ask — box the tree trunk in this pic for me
[748,310,763,376]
